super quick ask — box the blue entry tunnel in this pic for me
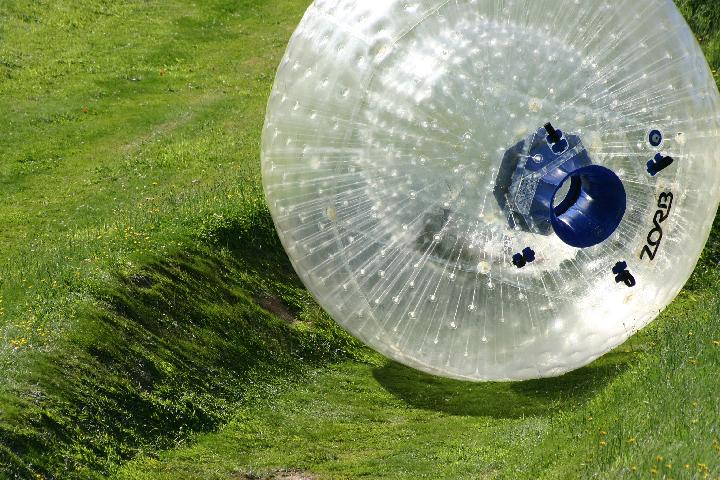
[494,123,627,248]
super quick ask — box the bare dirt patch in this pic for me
[256,295,297,323]
[232,468,317,480]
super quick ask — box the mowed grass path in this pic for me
[0,0,719,478]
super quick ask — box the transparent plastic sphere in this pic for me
[261,0,720,381]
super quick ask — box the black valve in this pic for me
[544,122,561,144]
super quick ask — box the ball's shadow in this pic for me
[372,350,637,419]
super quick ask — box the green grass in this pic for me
[115,290,720,480]
[0,0,719,479]
[112,356,635,479]
[0,0,363,477]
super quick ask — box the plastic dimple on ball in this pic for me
[261,0,720,381]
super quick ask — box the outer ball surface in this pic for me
[261,0,720,380]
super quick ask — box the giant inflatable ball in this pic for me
[261,0,720,380]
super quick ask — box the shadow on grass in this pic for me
[373,349,639,419]
[3,207,367,479]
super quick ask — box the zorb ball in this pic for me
[261,0,720,380]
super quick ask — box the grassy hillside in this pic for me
[0,1,371,478]
[0,0,719,479]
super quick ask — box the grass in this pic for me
[0,0,719,479]
[0,0,363,477]
[113,356,635,479]
[114,290,720,480]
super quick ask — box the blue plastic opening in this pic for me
[549,165,626,248]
